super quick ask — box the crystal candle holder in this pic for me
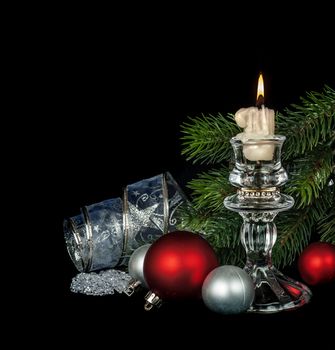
[224,136,312,313]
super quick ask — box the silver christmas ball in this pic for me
[128,244,151,288]
[202,265,255,314]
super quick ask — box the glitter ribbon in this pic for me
[64,172,187,272]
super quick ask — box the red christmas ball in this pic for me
[298,242,335,285]
[143,231,219,300]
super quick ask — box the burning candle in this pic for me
[235,73,275,161]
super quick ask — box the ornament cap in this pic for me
[144,291,162,311]
[124,279,142,296]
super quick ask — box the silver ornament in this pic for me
[202,265,255,314]
[128,244,151,288]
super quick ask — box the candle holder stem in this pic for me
[224,136,312,313]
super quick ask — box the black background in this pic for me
[55,24,335,342]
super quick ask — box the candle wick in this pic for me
[256,94,264,109]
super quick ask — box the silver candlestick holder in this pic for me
[224,136,312,313]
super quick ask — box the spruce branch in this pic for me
[187,167,235,212]
[317,175,335,244]
[273,184,333,267]
[274,209,314,267]
[215,245,245,266]
[277,85,335,160]
[177,204,216,234]
[284,145,333,208]
[318,212,335,244]
[181,113,240,164]
[178,204,241,245]
[177,204,244,265]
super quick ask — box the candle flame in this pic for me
[257,73,264,100]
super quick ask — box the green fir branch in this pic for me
[273,185,333,267]
[318,212,335,244]
[187,167,235,212]
[317,177,335,244]
[284,145,333,208]
[277,85,335,160]
[177,204,216,235]
[274,209,314,267]
[181,113,240,164]
[215,245,245,267]
[178,204,241,246]
[177,204,243,265]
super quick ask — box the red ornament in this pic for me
[298,242,335,285]
[143,231,219,300]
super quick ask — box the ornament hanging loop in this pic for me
[144,291,162,311]
[124,280,142,296]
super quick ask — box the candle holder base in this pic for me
[245,265,311,313]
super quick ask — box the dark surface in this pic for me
[56,38,335,340]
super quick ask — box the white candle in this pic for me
[234,74,275,161]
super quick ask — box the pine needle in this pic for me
[277,85,335,159]
[181,113,240,164]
